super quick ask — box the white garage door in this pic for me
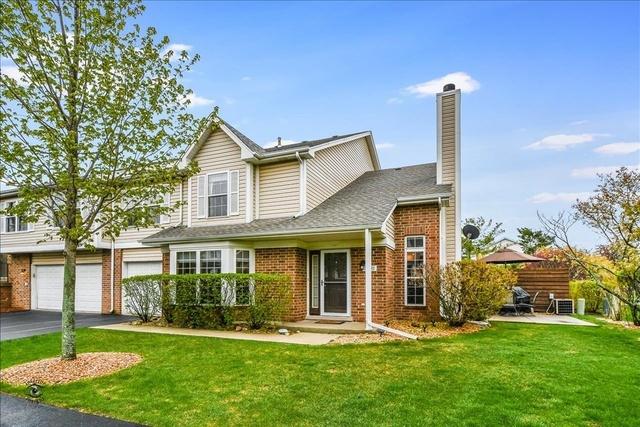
[35,264,102,312]
[123,261,162,315]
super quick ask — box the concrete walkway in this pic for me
[490,314,597,326]
[93,323,340,345]
[0,393,142,427]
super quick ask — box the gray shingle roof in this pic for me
[222,120,368,155]
[142,163,451,244]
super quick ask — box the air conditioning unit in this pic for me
[555,299,574,315]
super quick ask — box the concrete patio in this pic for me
[490,314,597,326]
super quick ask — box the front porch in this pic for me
[279,318,368,334]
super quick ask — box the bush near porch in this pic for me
[122,273,292,330]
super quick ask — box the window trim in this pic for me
[0,200,33,234]
[404,235,426,307]
[196,170,241,219]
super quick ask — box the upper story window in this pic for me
[197,171,239,218]
[126,194,170,228]
[1,201,30,233]
[405,236,426,306]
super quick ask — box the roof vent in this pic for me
[443,83,456,92]
[277,137,282,147]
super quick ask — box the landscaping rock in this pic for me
[278,328,289,336]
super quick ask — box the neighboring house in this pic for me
[0,84,461,326]
[495,238,524,254]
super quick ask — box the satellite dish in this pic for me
[462,224,480,240]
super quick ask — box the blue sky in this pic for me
[146,1,638,248]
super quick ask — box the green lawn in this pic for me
[1,319,639,426]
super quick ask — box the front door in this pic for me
[321,250,350,316]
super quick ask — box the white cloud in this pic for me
[528,192,592,204]
[0,61,27,86]
[386,97,403,105]
[569,120,589,126]
[241,76,252,81]
[405,72,480,97]
[376,143,395,150]
[524,133,606,151]
[184,93,214,108]
[263,138,298,148]
[163,43,192,62]
[571,165,639,178]
[594,142,640,155]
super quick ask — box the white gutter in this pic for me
[367,322,418,340]
[396,193,451,206]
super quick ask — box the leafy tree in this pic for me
[0,0,209,359]
[461,216,504,259]
[539,167,640,325]
[517,227,554,254]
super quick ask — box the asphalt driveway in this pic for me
[0,310,133,341]
[0,394,142,427]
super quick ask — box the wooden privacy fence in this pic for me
[516,268,570,312]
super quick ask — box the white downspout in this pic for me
[364,228,373,330]
[364,227,418,340]
[110,238,115,313]
[294,151,306,218]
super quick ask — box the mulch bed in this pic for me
[329,321,483,345]
[0,352,142,386]
[388,320,482,339]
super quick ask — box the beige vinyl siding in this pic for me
[258,161,300,219]
[441,94,457,263]
[32,251,102,265]
[122,247,163,262]
[306,137,374,210]
[382,212,395,244]
[190,129,246,225]
[115,182,182,247]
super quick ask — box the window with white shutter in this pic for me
[197,175,206,218]
[229,171,239,215]
[160,193,171,224]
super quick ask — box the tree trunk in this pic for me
[61,238,78,360]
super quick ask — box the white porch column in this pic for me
[364,228,373,330]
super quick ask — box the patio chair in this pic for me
[515,290,540,314]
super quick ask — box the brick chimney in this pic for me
[436,83,461,263]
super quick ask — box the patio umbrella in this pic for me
[480,248,546,264]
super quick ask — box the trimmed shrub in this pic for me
[426,260,516,326]
[121,273,292,330]
[121,275,162,322]
[570,279,605,313]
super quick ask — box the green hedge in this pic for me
[570,279,605,313]
[122,273,292,329]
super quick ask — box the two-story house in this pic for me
[0,84,461,326]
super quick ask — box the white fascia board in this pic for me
[180,119,260,167]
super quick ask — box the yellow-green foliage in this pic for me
[426,260,517,325]
[570,280,605,313]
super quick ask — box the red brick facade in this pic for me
[255,247,307,321]
[101,249,123,314]
[392,204,441,321]
[2,205,442,321]
[7,253,31,311]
